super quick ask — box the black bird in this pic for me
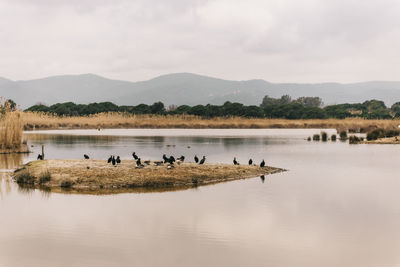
[169,156,176,164]
[132,152,138,160]
[194,155,199,163]
[37,154,43,160]
[163,154,168,163]
[107,155,112,163]
[112,156,116,166]
[199,156,206,165]
[178,155,185,162]
[260,159,265,168]
[84,154,89,159]
[136,158,141,165]
[116,156,121,164]
[248,159,253,165]
[233,157,239,165]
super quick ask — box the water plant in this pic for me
[321,132,328,141]
[339,130,347,141]
[313,134,320,141]
[331,134,337,141]
[60,179,72,188]
[349,135,362,144]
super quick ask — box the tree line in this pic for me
[24,95,400,119]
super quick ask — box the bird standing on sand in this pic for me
[199,156,206,165]
[37,154,43,160]
[260,160,265,168]
[248,159,253,165]
[194,155,199,163]
[136,158,141,166]
[112,156,116,166]
[84,154,89,159]
[178,155,185,162]
[132,152,138,160]
[116,156,121,164]
[107,155,112,163]
[169,156,176,164]
[233,157,239,165]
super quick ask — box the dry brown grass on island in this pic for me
[22,112,400,131]
[13,160,283,193]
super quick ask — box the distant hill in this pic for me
[2,73,400,108]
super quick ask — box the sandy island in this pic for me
[13,160,284,192]
[363,137,400,144]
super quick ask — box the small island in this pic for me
[13,160,284,192]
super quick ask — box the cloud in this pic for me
[0,0,400,82]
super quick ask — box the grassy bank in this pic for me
[13,160,283,192]
[22,112,400,131]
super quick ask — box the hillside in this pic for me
[2,73,400,108]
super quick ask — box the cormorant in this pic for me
[132,152,138,160]
[136,158,141,166]
[233,157,239,165]
[116,156,121,164]
[37,154,43,160]
[260,159,265,168]
[194,155,199,163]
[163,154,168,163]
[112,156,116,166]
[248,159,253,165]
[107,155,112,163]
[169,156,175,164]
[199,156,206,165]
[84,154,89,159]
[178,155,185,162]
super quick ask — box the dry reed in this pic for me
[22,112,400,131]
[0,100,24,151]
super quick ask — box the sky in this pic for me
[1,0,400,83]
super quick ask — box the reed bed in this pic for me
[22,112,400,131]
[0,100,24,152]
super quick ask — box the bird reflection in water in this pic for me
[260,175,265,183]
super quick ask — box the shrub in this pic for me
[313,134,320,141]
[307,136,311,141]
[60,179,72,188]
[321,131,328,141]
[16,171,35,184]
[331,134,337,141]
[38,171,51,184]
[366,128,400,141]
[349,135,362,144]
[339,131,347,140]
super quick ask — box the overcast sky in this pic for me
[1,0,400,83]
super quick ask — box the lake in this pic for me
[1,129,399,267]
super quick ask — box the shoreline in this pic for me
[13,160,284,193]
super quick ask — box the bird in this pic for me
[199,156,206,165]
[116,156,121,164]
[84,154,89,159]
[248,159,253,165]
[132,152,138,160]
[194,155,199,163]
[112,156,116,166]
[260,160,265,168]
[163,154,168,163]
[37,154,43,160]
[136,158,141,166]
[168,156,176,164]
[233,157,239,165]
[107,155,112,163]
[178,155,185,162]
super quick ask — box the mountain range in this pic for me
[1,73,400,108]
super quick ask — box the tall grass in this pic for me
[0,100,23,150]
[22,112,400,130]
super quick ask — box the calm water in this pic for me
[1,129,400,267]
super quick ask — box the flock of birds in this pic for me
[38,152,266,168]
